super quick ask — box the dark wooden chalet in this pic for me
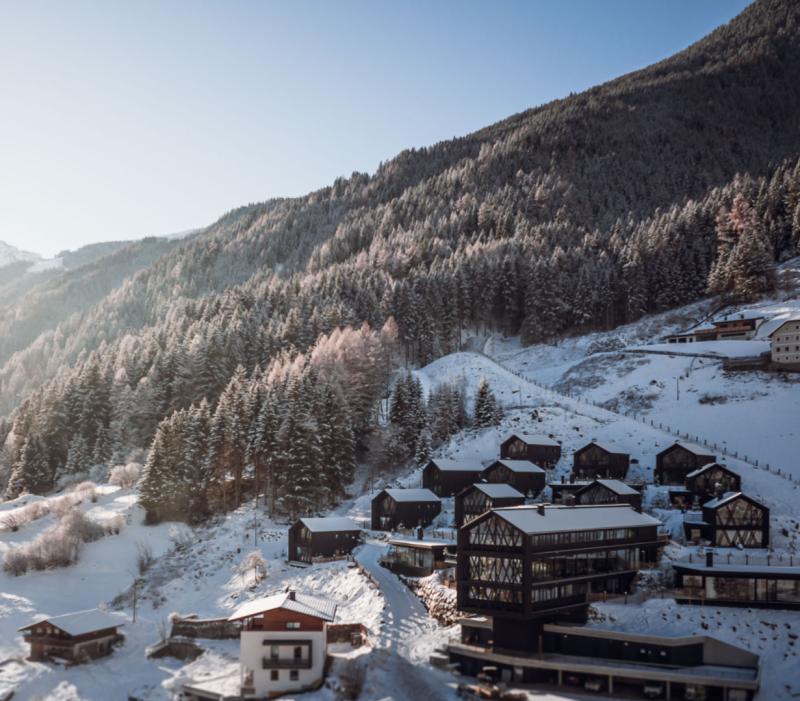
[19,609,124,663]
[454,483,525,527]
[685,462,741,505]
[655,441,716,485]
[457,503,662,650]
[500,433,561,468]
[422,459,484,497]
[673,552,800,610]
[571,441,630,480]
[548,479,592,504]
[287,517,361,564]
[370,488,441,531]
[380,537,455,576]
[574,479,642,512]
[482,459,546,497]
[683,492,769,548]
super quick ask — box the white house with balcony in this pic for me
[768,315,800,369]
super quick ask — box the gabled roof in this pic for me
[388,537,455,549]
[685,462,738,480]
[490,504,659,535]
[471,483,525,499]
[504,433,560,447]
[426,458,482,472]
[228,591,337,623]
[381,488,440,503]
[578,479,639,496]
[18,609,124,636]
[659,440,715,457]
[488,459,546,474]
[703,491,764,510]
[765,314,800,337]
[297,516,360,533]
[576,441,629,456]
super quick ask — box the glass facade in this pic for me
[530,547,639,581]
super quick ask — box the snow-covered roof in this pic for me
[489,459,546,474]
[388,537,454,549]
[685,462,735,479]
[505,433,560,447]
[19,609,124,636]
[764,314,800,337]
[703,491,759,510]
[577,441,628,456]
[228,591,337,623]
[298,516,360,533]
[674,562,800,577]
[548,480,592,487]
[711,311,764,324]
[492,504,660,535]
[427,459,482,472]
[662,440,715,457]
[683,511,709,526]
[382,488,440,503]
[582,479,639,496]
[471,483,525,499]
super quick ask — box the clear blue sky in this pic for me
[0,0,751,257]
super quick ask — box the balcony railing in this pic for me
[262,656,312,670]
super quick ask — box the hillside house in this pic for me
[227,591,336,699]
[548,479,592,504]
[380,536,455,576]
[768,316,800,369]
[655,441,716,485]
[18,609,124,663]
[454,483,525,527]
[572,441,630,480]
[370,488,441,531]
[422,459,484,497]
[684,492,769,548]
[665,312,764,343]
[482,459,546,497]
[674,552,800,610]
[685,462,741,505]
[287,517,361,564]
[500,433,561,467]
[456,503,662,651]
[574,479,642,512]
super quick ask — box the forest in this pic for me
[0,0,799,521]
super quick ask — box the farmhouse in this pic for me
[454,483,525,527]
[380,536,455,576]
[227,591,336,699]
[665,312,764,343]
[287,517,361,564]
[422,458,484,497]
[683,492,769,548]
[482,459,546,497]
[500,433,561,467]
[655,441,716,485]
[456,503,662,651]
[768,315,800,369]
[674,552,800,610]
[685,462,741,505]
[450,622,760,701]
[574,479,642,512]
[18,609,124,663]
[370,488,441,531]
[572,441,630,480]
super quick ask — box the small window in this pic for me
[270,644,279,659]
[294,646,303,659]
[286,621,301,629]
[270,670,279,681]
[290,670,299,681]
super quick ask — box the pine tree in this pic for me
[473,379,503,428]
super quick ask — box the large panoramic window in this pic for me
[467,515,523,548]
[469,555,522,584]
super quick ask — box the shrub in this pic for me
[0,512,22,532]
[108,463,142,489]
[70,481,98,502]
[136,540,154,574]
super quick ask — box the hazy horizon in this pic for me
[1,0,751,257]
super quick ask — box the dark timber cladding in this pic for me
[673,553,800,610]
[422,459,484,496]
[500,433,561,468]
[574,479,642,512]
[685,462,741,504]
[454,483,525,527]
[370,488,441,531]
[18,609,124,663]
[482,459,546,497]
[684,491,769,548]
[287,517,361,564]
[655,441,716,485]
[572,441,630,480]
[457,504,662,651]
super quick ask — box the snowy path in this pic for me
[355,541,458,701]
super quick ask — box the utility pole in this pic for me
[132,577,139,623]
[676,376,680,401]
